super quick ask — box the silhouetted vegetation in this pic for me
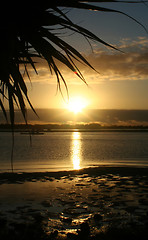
[0,1,147,126]
[0,123,148,132]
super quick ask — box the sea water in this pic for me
[0,131,148,172]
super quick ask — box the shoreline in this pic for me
[0,166,148,183]
[0,166,148,239]
[1,128,148,133]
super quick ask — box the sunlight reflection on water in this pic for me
[1,132,148,172]
[71,132,81,170]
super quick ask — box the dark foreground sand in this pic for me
[0,166,148,239]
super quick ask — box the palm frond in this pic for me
[0,98,8,122]
[0,1,147,126]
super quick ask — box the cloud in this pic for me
[22,37,148,84]
[84,37,148,81]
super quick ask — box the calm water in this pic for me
[0,131,148,172]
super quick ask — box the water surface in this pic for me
[0,131,148,172]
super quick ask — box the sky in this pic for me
[25,2,148,111]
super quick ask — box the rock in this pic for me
[48,177,54,182]
[94,213,103,222]
[50,230,58,238]
[40,200,52,208]
[0,217,7,228]
[67,232,78,240]
[79,221,90,236]
[60,216,72,224]
[33,212,44,223]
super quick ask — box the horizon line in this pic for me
[1,108,148,112]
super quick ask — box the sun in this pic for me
[67,96,88,114]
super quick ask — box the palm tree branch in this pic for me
[40,27,98,71]
[53,1,148,33]
[0,98,8,122]
[0,1,147,128]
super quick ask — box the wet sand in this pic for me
[0,166,148,239]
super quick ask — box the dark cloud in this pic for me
[85,38,148,80]
[22,37,148,83]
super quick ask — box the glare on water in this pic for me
[1,131,148,172]
[71,132,81,170]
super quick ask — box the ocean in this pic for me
[0,131,148,172]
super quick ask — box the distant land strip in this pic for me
[0,123,148,133]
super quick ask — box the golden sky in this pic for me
[18,3,148,112]
[25,37,148,110]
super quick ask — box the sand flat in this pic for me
[0,166,148,239]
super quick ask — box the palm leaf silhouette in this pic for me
[0,1,147,126]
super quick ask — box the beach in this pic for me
[0,166,148,239]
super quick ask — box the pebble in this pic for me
[67,232,78,240]
[80,222,90,236]
[40,200,52,208]
[94,213,103,222]
[50,230,58,238]
[60,216,72,224]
